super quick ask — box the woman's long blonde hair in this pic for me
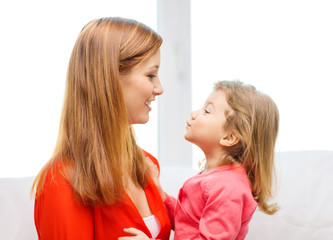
[215,80,279,214]
[32,17,162,205]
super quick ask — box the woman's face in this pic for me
[120,50,163,124]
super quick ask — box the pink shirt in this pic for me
[164,164,257,240]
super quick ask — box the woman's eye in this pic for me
[204,109,210,114]
[148,74,156,79]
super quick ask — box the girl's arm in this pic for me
[146,157,166,200]
[193,179,256,240]
[195,195,244,239]
[163,194,176,230]
[146,158,176,229]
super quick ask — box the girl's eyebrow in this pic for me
[204,102,215,110]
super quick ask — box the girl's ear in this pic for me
[220,132,239,147]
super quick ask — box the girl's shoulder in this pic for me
[202,164,252,196]
[202,164,246,180]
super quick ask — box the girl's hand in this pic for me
[146,158,167,200]
[146,157,160,183]
[118,228,150,240]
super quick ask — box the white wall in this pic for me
[1,0,332,177]
[0,0,158,177]
[157,0,193,166]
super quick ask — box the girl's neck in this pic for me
[203,151,226,173]
[203,160,220,173]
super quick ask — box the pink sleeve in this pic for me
[194,180,249,240]
[163,193,177,230]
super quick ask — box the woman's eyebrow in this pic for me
[148,65,159,70]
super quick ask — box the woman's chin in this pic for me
[131,117,149,125]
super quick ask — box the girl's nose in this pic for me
[191,110,199,120]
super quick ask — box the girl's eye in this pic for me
[204,109,210,114]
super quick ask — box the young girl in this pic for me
[120,80,279,240]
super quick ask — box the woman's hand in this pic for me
[118,228,150,240]
[146,157,167,200]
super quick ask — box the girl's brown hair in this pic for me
[214,80,279,214]
[32,17,162,205]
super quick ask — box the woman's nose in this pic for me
[154,79,164,96]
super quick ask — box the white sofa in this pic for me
[0,176,36,239]
[1,151,332,240]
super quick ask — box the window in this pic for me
[191,0,333,161]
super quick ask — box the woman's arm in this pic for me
[34,171,94,240]
[118,228,160,240]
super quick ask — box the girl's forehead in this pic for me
[206,89,226,101]
[205,90,232,111]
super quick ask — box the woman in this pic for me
[32,17,171,240]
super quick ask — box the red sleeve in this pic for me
[34,169,93,240]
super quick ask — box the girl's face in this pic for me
[120,50,163,124]
[185,89,231,154]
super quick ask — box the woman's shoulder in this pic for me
[38,159,72,196]
[34,160,94,238]
[35,159,91,212]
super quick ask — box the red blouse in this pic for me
[34,150,171,240]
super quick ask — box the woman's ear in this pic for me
[220,132,239,147]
